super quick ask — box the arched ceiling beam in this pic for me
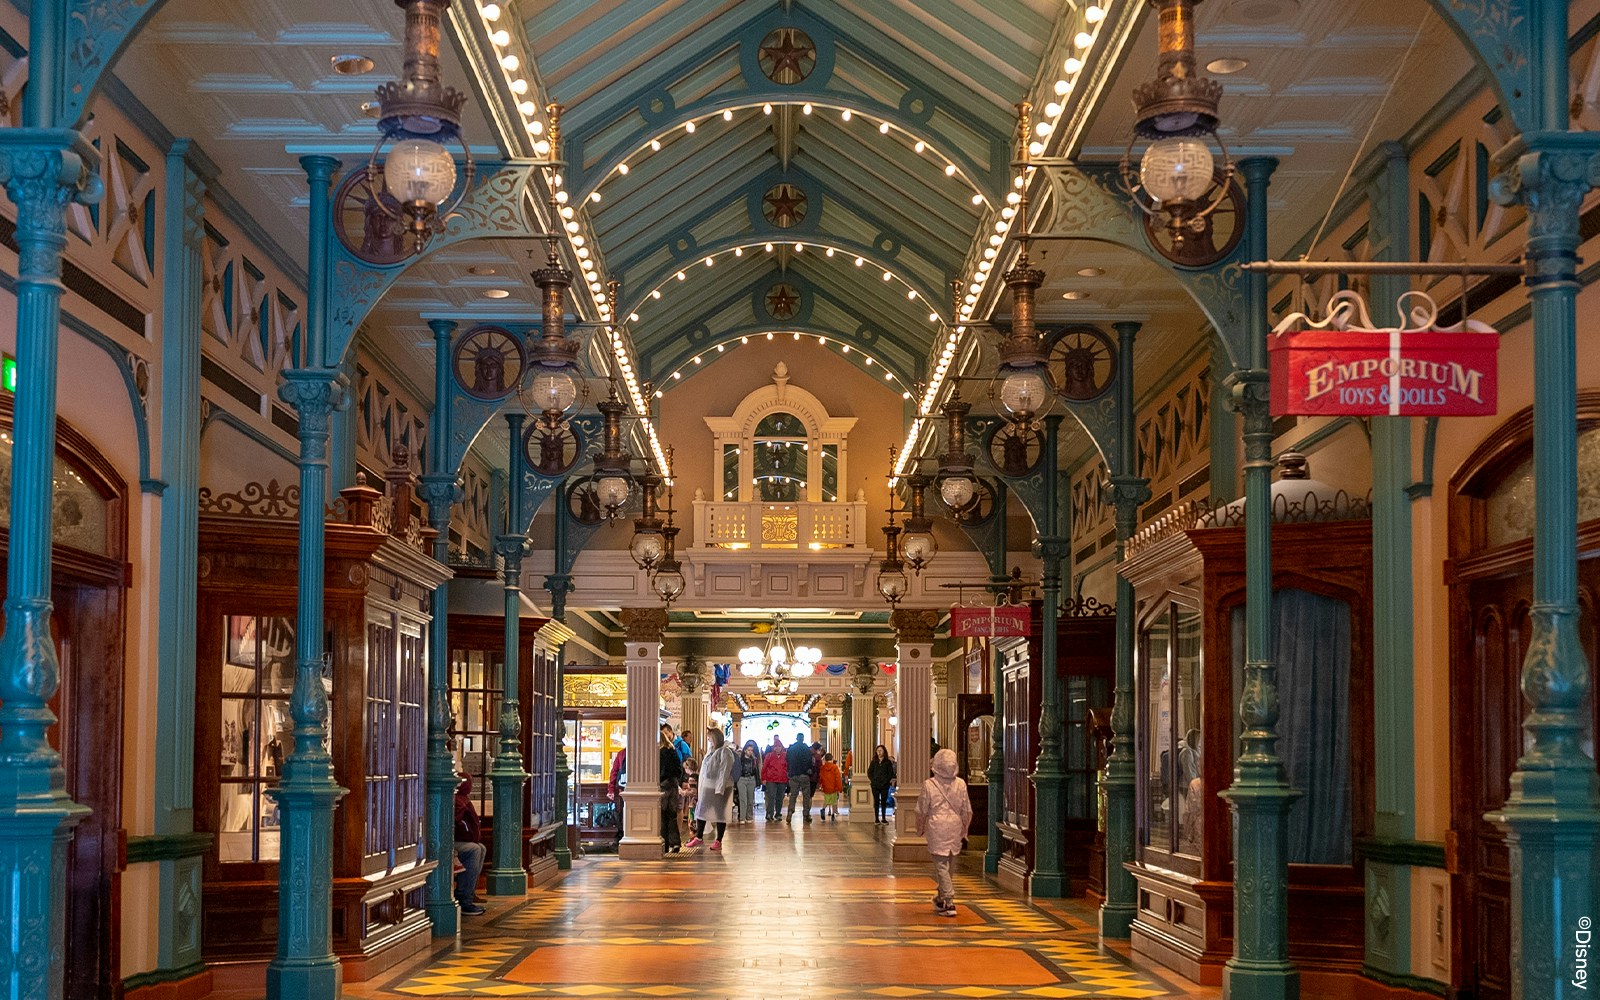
[653,327,917,399]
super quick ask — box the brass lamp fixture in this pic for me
[992,103,1054,428]
[933,388,979,515]
[650,469,686,607]
[1118,0,1235,254]
[877,461,911,606]
[738,614,821,700]
[899,471,937,573]
[588,391,634,520]
[368,0,476,254]
[628,469,665,571]
[521,186,586,427]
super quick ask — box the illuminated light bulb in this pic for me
[651,289,662,299]
[879,121,890,134]
[882,270,893,281]
[554,189,568,204]
[685,120,696,133]
[519,100,536,115]
[795,242,804,252]
[763,103,773,115]
[914,140,926,153]
[978,259,993,271]
[741,336,749,344]
[819,337,827,345]
[734,247,744,257]
[630,313,640,322]
[766,332,774,340]
[480,3,501,20]
[1029,141,1045,156]
[841,109,852,121]
[1064,57,1082,73]
[1036,121,1053,136]
[675,271,686,281]
[944,164,957,177]
[576,246,590,259]
[865,356,873,365]
[995,220,1008,233]
[1086,4,1105,21]
[842,345,850,353]
[802,103,813,114]
[717,344,724,352]
[1002,207,1016,220]
[722,109,733,121]
[534,140,550,156]
[491,29,510,45]
[528,120,545,135]
[1075,31,1093,48]
[559,205,573,218]
[1045,102,1062,118]
[854,256,864,266]
[650,139,661,151]
[565,220,579,233]
[511,78,528,94]
[705,256,714,267]
[580,258,593,270]
[989,234,1004,247]
[928,312,938,322]
[903,391,912,399]
[965,293,978,304]
[573,235,585,247]
[793,332,801,340]
[886,371,895,380]
[825,247,834,257]
[1055,79,1071,96]
[671,371,681,379]
[656,390,664,398]
[553,173,563,187]
[501,54,520,71]
[1007,191,1021,205]
[971,194,984,205]
[618,163,630,175]
[693,356,702,364]
[907,289,917,300]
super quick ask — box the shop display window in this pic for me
[217,615,295,863]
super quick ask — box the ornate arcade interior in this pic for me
[0,2,1596,1000]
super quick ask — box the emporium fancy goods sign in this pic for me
[949,604,1031,638]
[1268,290,1499,417]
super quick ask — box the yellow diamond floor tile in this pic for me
[260,813,1223,1000]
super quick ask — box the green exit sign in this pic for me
[0,354,14,394]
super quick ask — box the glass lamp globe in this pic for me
[1000,368,1051,418]
[902,530,937,566]
[629,529,664,570]
[1139,136,1215,204]
[384,138,457,206]
[529,370,579,414]
[940,475,976,510]
[653,565,686,603]
[596,475,631,510]
[877,566,909,603]
[769,646,787,666]
[739,656,763,678]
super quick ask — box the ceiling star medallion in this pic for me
[765,282,802,320]
[758,27,816,85]
[762,183,808,228]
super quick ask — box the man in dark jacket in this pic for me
[453,775,487,915]
[784,733,817,822]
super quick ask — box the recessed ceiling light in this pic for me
[331,54,374,76]
[1206,57,1250,75]
[483,289,511,299]
[466,266,497,276]
[1062,291,1090,300]
[1076,266,1106,277]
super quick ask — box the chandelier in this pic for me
[738,614,822,699]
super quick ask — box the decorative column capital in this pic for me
[416,473,460,526]
[931,662,949,687]
[890,608,940,645]
[620,606,670,644]
[492,533,527,562]
[677,655,708,694]
[0,130,102,273]
[1101,475,1152,511]
[277,369,350,442]
[1490,133,1600,284]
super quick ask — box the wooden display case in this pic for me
[446,614,568,887]
[193,476,451,979]
[1120,499,1373,985]
[562,667,629,852]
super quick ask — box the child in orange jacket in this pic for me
[818,753,844,821]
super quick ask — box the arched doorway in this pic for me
[0,395,128,1000]
[1447,393,1600,999]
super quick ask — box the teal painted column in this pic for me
[1101,320,1150,939]
[1485,105,1600,1000]
[264,155,349,1000]
[1030,415,1069,897]
[153,137,213,977]
[1209,332,1238,504]
[1220,156,1299,1000]
[545,503,576,871]
[488,412,529,895]
[0,9,102,992]
[329,353,358,492]
[984,490,1008,876]
[417,318,460,936]
[0,42,101,997]
[1364,140,1418,979]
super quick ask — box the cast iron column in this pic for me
[618,608,667,859]
[1031,414,1069,897]
[265,155,349,1000]
[1220,156,1299,1000]
[0,16,101,990]
[890,609,939,862]
[1486,118,1600,1000]
[418,318,460,935]
[488,412,529,895]
[1101,320,1150,938]
[545,506,576,870]
[984,501,1009,875]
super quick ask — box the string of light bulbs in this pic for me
[653,331,913,399]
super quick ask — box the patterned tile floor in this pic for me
[336,816,1221,1000]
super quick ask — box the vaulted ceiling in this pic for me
[114,0,1479,479]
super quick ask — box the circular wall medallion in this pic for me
[989,423,1045,478]
[452,325,525,401]
[524,420,584,478]
[1143,173,1245,268]
[567,479,605,526]
[762,183,808,228]
[765,282,802,320]
[1046,326,1116,401]
[758,27,817,85]
[333,168,410,266]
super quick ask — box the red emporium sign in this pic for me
[1269,329,1499,417]
[949,605,1032,638]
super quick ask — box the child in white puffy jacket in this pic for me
[915,748,973,917]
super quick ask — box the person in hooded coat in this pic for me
[688,726,737,850]
[914,748,973,917]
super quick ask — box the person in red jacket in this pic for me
[760,736,788,822]
[818,753,844,820]
[453,775,486,915]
